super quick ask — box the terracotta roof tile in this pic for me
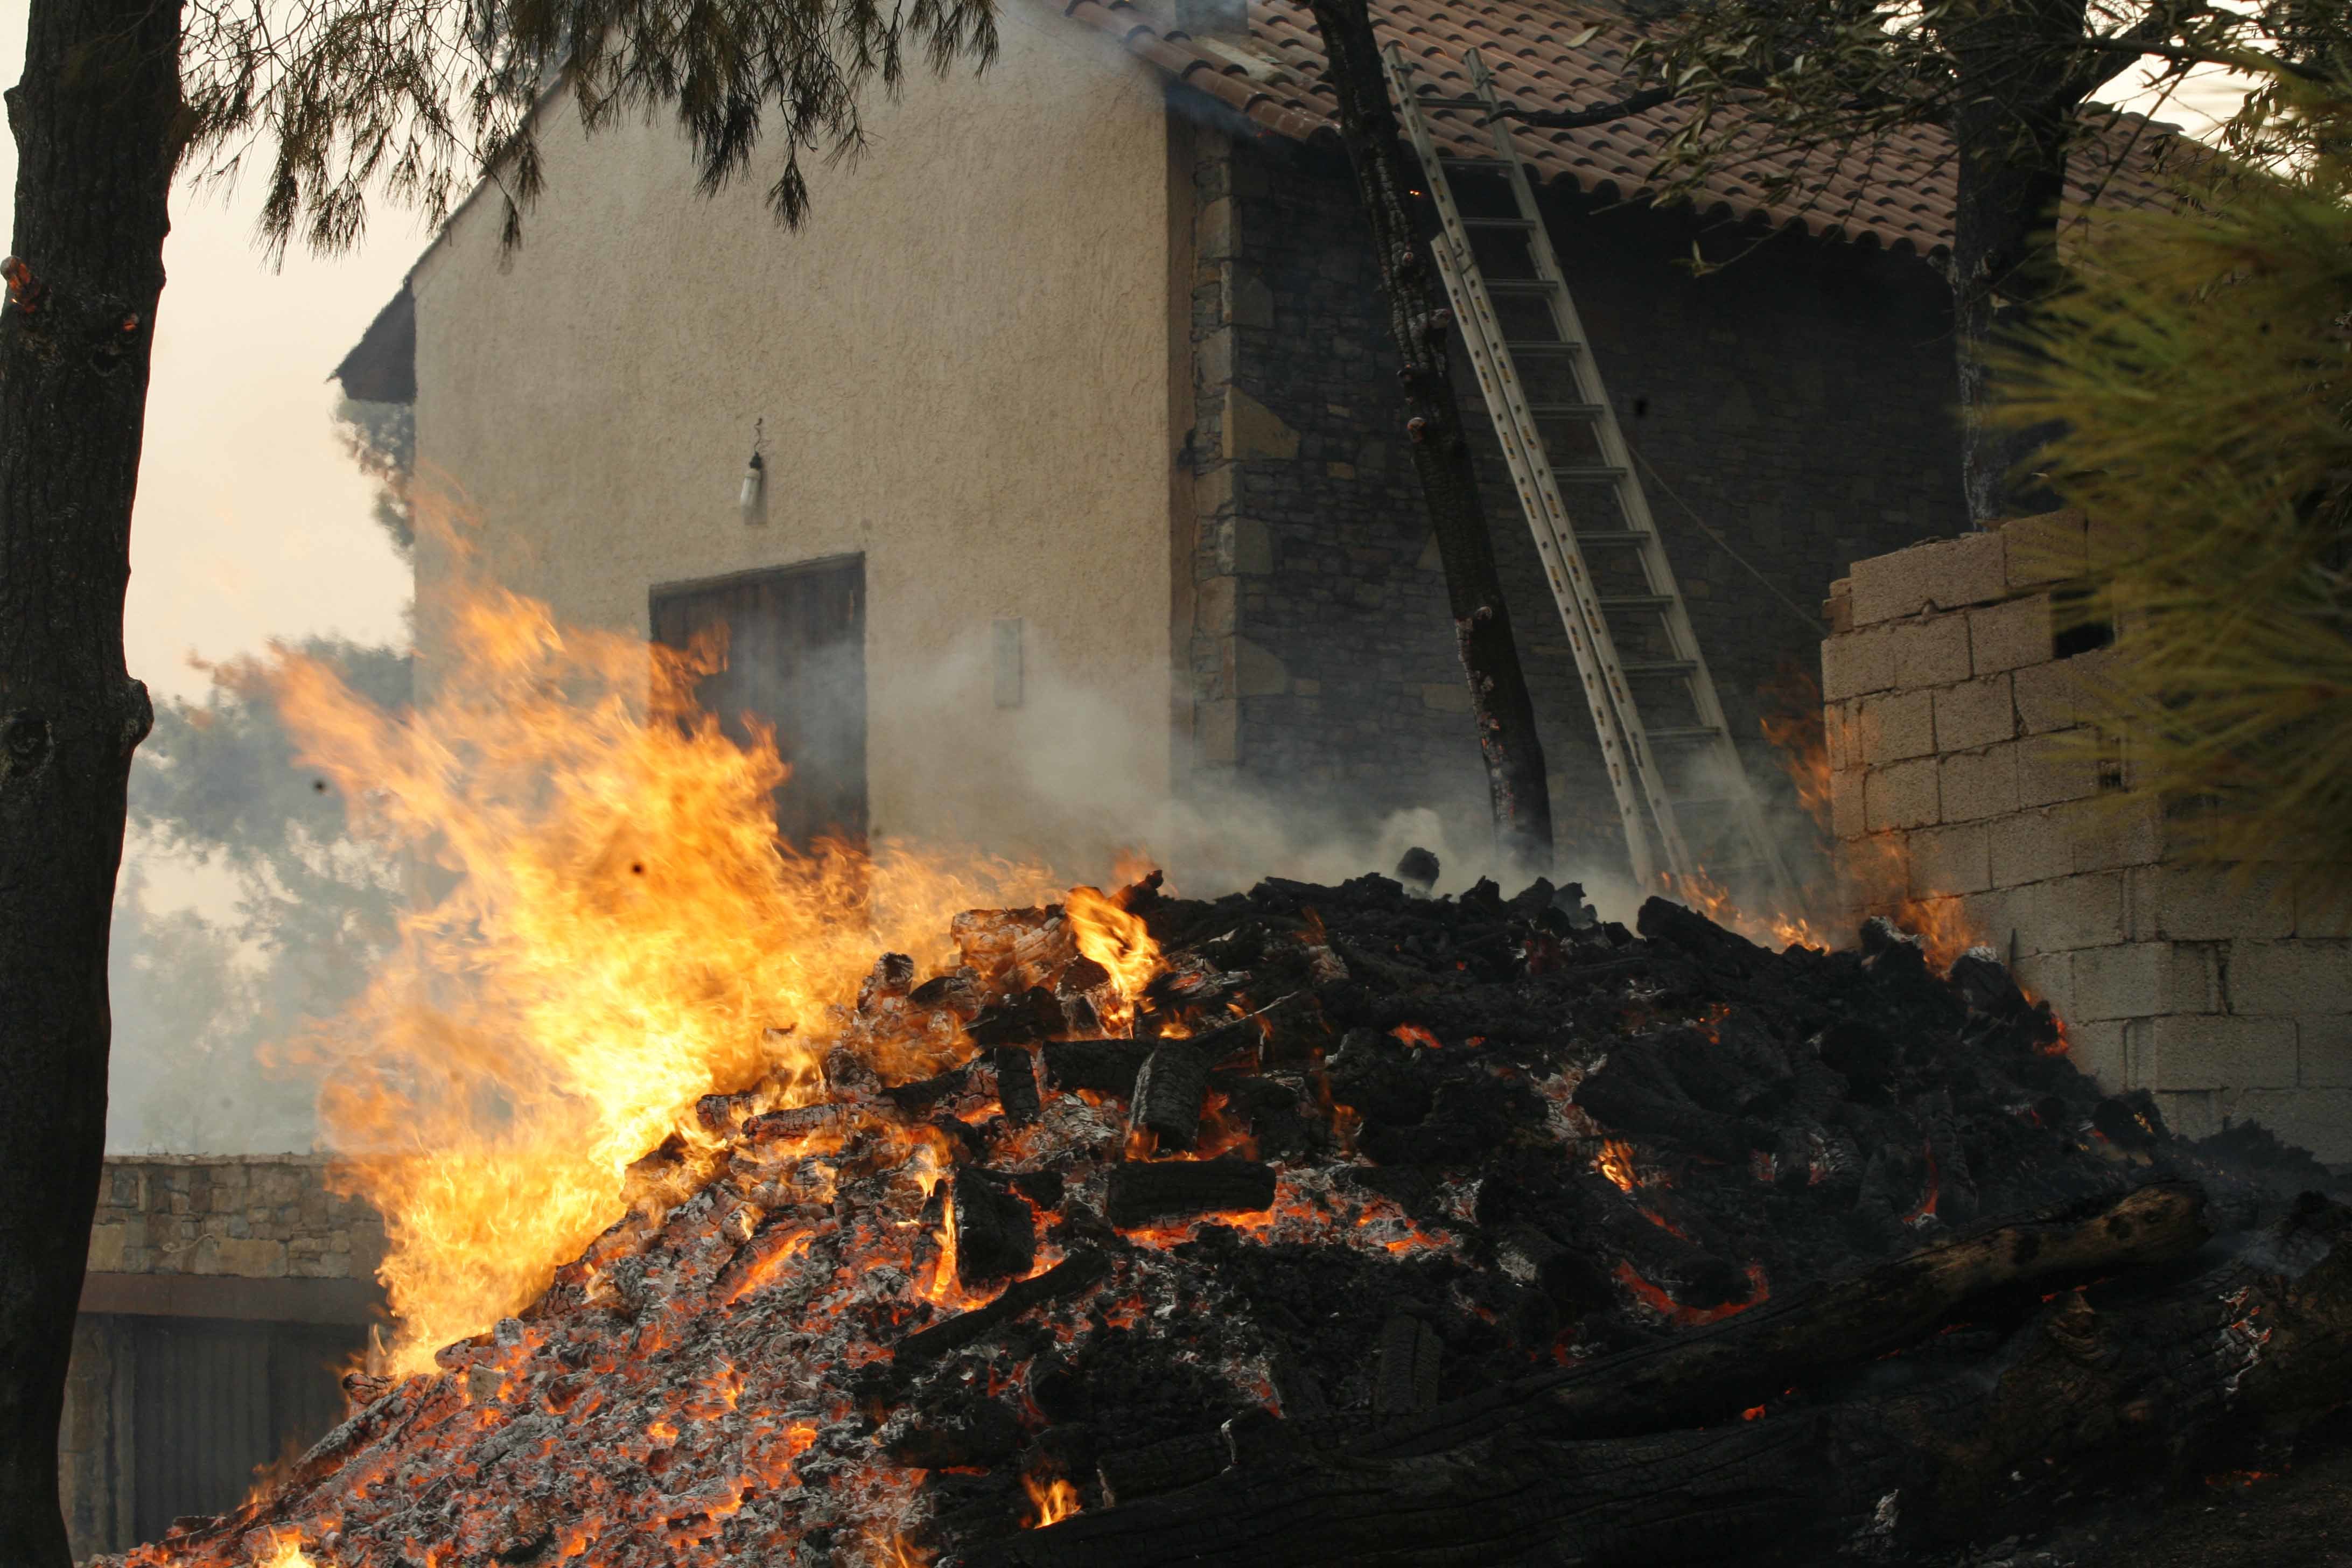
[1065,0,2181,255]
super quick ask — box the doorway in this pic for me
[650,557,869,849]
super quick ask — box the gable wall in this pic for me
[409,7,1183,855]
[1182,125,1966,879]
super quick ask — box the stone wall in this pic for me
[87,1154,386,1282]
[1821,512,2352,1161]
[1179,107,1968,872]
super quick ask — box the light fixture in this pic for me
[739,418,766,525]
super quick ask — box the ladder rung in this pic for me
[1553,465,1629,482]
[1484,278,1559,296]
[1504,340,1584,355]
[1417,95,1492,110]
[1571,528,1651,544]
[1620,660,1698,676]
[1644,725,1726,743]
[1439,156,1513,171]
[1461,216,1537,230]
[1528,402,1607,419]
[1599,594,1674,610]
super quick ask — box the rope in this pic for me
[1627,444,1827,635]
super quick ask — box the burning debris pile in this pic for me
[111,869,2352,1568]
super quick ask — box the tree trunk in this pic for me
[1948,3,2085,526]
[1302,0,1555,876]
[0,2,178,1562]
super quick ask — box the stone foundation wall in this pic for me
[86,1154,385,1283]
[1822,513,2352,1161]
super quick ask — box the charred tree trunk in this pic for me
[1947,2,2087,526]
[0,3,178,1562]
[1303,0,1555,874]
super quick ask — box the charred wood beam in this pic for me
[1104,1159,1278,1230]
[951,1170,1035,1288]
[1096,1431,1230,1507]
[955,1212,2352,1568]
[1373,1316,1443,1418]
[1042,1039,1155,1096]
[893,1251,1110,1367]
[991,1047,1041,1126]
[1130,1044,1212,1151]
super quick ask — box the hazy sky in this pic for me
[0,3,418,708]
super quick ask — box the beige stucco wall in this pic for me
[410,4,1181,859]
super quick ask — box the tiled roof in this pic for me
[1065,0,2181,256]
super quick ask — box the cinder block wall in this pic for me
[1821,512,2352,1162]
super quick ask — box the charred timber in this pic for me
[894,1251,1111,1367]
[1130,1044,1212,1151]
[1104,1159,1278,1230]
[991,1047,1041,1125]
[1042,1039,1154,1096]
[951,1170,1035,1287]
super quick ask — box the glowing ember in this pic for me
[1612,1261,1770,1328]
[1021,1475,1082,1528]
[1389,1023,1441,1049]
[1596,1140,1638,1193]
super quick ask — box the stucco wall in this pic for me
[411,4,1180,857]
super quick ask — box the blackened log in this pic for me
[1346,1180,2214,1460]
[1010,1168,1064,1212]
[992,1047,1041,1125]
[969,986,1067,1046]
[1130,1044,1210,1151]
[1104,1160,1278,1230]
[953,1169,1035,1287]
[1096,1431,1229,1507]
[894,1251,1110,1365]
[883,1063,970,1116]
[1042,1039,1154,1096]
[1373,1317,1441,1417]
[953,1213,2352,1568]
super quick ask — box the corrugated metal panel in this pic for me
[129,1318,363,1543]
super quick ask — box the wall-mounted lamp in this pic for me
[739,418,767,526]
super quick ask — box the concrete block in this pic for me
[2066,1016,2126,1088]
[1849,533,2009,626]
[1906,821,1992,897]
[2139,863,2294,942]
[2230,939,2352,1017]
[1970,594,2053,676]
[1956,886,2024,956]
[2011,948,2074,1021]
[2145,1013,2297,1090]
[2000,509,2087,589]
[1940,743,2019,823]
[2297,1014,2352,1088]
[1831,766,1866,841]
[1821,626,1898,702]
[2149,1089,2221,1140]
[1823,580,1854,635]
[1857,689,1935,764]
[1989,808,2068,888]
[2167,942,2225,1013]
[2223,1088,2352,1164]
[1824,699,1863,774]
[1934,674,2015,753]
[2021,869,2131,953]
[1889,613,1971,688]
[2011,660,2077,735]
[2070,942,2169,1021]
[1837,832,1911,910]
[2298,880,2352,939]
[2017,731,2099,809]
[1865,758,1939,832]
[2058,795,2161,872]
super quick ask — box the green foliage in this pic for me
[109,640,410,1150]
[1996,69,2352,906]
[180,0,1001,260]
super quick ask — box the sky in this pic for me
[0,3,418,709]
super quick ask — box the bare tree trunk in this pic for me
[1303,0,1555,875]
[1949,2,2084,526]
[0,2,178,1561]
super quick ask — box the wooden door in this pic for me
[650,557,869,849]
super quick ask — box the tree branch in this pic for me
[1494,83,1672,129]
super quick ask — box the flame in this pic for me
[1023,1476,1082,1528]
[1389,1023,1441,1049]
[250,1532,314,1568]
[1596,1140,1638,1192]
[1063,885,1162,1033]
[267,575,1060,1371]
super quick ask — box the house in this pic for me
[331,0,2164,885]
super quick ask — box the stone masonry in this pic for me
[86,1154,386,1282]
[1822,512,2352,1162]
[1176,89,1967,873]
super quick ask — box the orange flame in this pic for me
[250,1532,315,1568]
[1023,1475,1082,1528]
[1063,885,1162,1033]
[267,576,1059,1372]
[1596,1140,1638,1193]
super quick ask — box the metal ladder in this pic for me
[1381,44,1795,905]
